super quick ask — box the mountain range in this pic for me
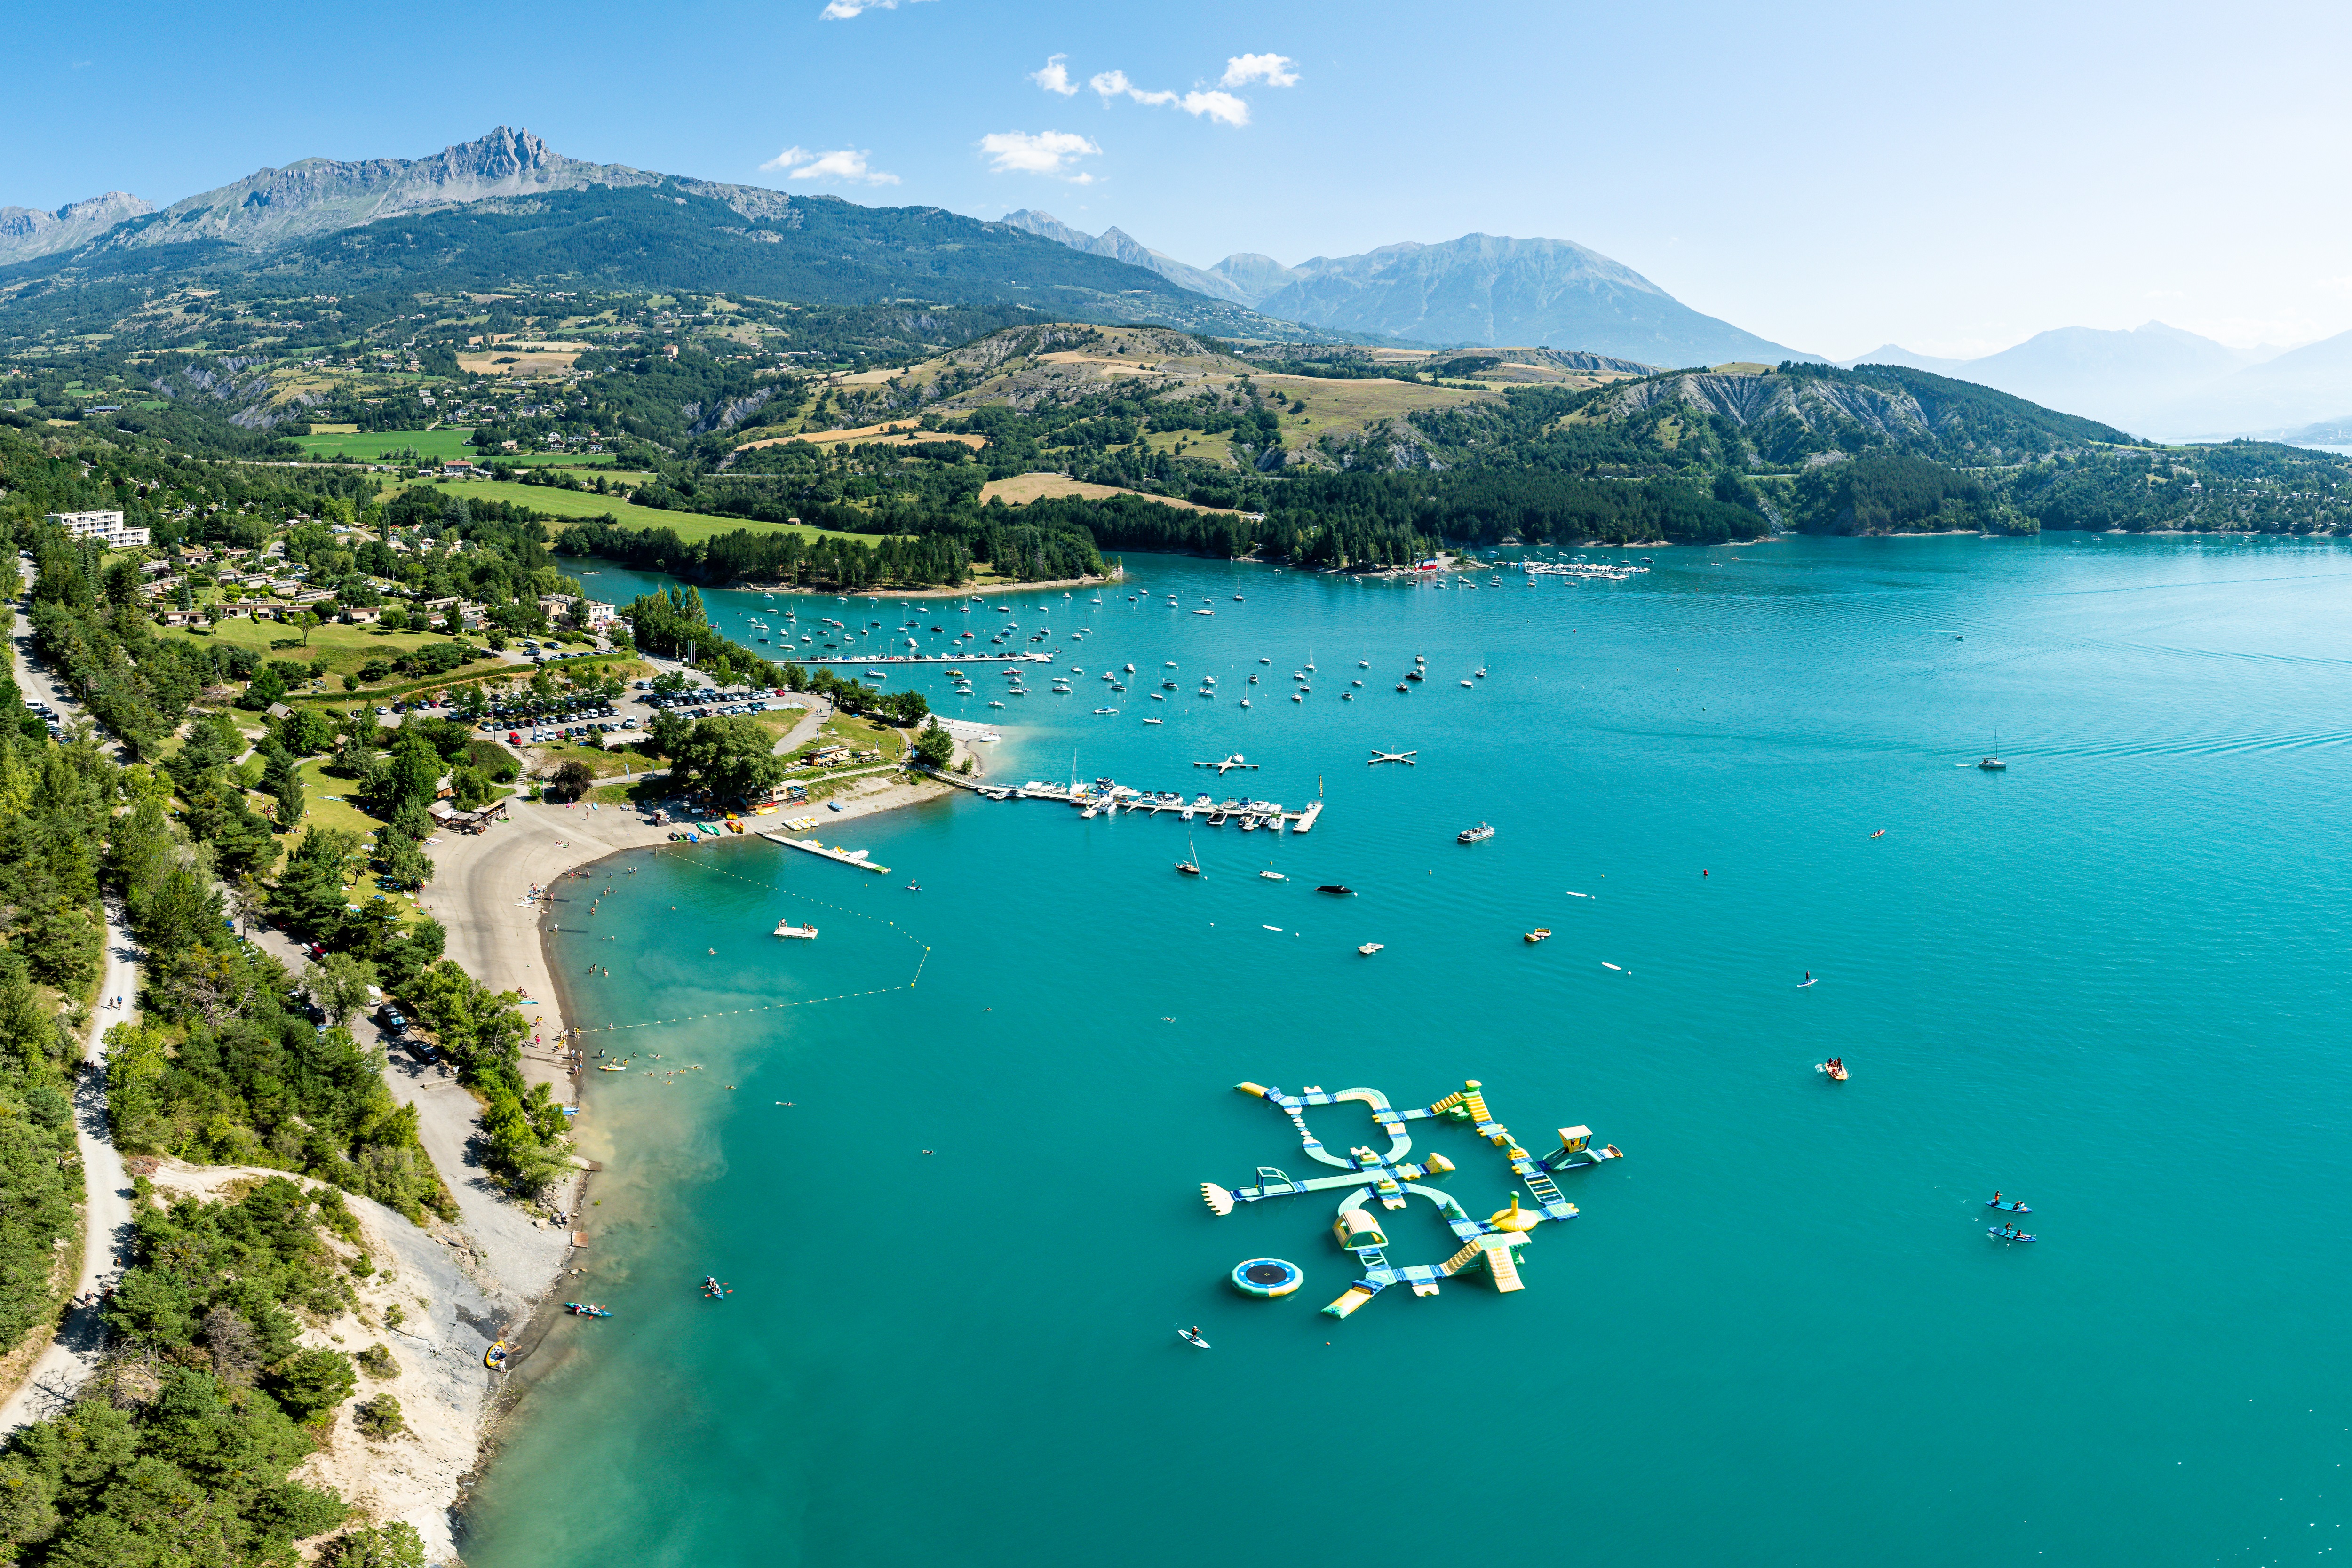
[1004,211,1815,366]
[1845,320,2352,442]
[11,128,2350,437]
[0,128,1324,342]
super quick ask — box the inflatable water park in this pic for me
[1201,1078,1621,1319]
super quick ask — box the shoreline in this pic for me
[730,569,1122,599]
[425,767,965,1545]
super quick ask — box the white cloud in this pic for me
[1031,54,1076,95]
[1178,89,1248,126]
[978,130,1103,181]
[760,146,900,185]
[818,0,932,17]
[1088,70,1252,126]
[1221,53,1299,88]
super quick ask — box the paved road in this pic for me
[0,907,139,1436]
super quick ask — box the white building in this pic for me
[48,510,151,549]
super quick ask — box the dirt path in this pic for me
[0,906,139,1435]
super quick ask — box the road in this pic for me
[0,907,139,1435]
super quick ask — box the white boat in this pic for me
[1357,943,1384,955]
[1193,608,1215,616]
[773,921,819,939]
[1144,717,1162,724]
[1260,870,1287,881]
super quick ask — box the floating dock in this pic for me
[1200,1078,1621,1320]
[928,771,1324,834]
[757,832,890,874]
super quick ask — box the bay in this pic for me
[465,534,2352,1566]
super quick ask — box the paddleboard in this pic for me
[1985,1199,2032,1213]
[1986,1228,2036,1242]
[1601,962,1624,971]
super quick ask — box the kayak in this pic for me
[485,1339,510,1371]
[1986,1228,2037,1242]
[1985,1199,2032,1213]
[564,1302,612,1317]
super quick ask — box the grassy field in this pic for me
[291,428,475,462]
[1139,430,1237,466]
[391,479,866,545]
[977,474,1237,513]
[289,428,616,468]
[159,618,473,683]
[1250,374,1498,441]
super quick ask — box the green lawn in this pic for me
[292,428,476,462]
[159,618,473,682]
[389,479,882,546]
[290,428,615,468]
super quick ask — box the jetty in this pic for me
[1193,754,1258,774]
[756,832,890,874]
[1367,750,1417,766]
[930,770,1323,834]
[1521,560,1648,582]
[1200,1078,1621,1320]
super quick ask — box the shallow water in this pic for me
[467,536,2352,1567]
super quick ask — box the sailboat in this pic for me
[1176,837,1203,876]
[1978,734,2008,771]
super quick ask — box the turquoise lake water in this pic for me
[465,536,2352,1567]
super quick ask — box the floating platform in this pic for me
[1202,1078,1622,1321]
[758,832,889,874]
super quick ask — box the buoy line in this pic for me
[558,845,932,1034]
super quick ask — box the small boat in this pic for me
[1460,679,1473,687]
[1357,942,1383,955]
[1260,870,1287,881]
[1986,1198,2032,1213]
[485,1339,510,1371]
[773,921,819,939]
[1815,1059,1850,1081]
[564,1302,612,1317]
[1457,822,1494,844]
[1523,928,1552,943]
[1239,699,1250,708]
[1177,1326,1211,1349]
[1358,660,1369,668]
[1396,683,1408,692]
[1869,829,1886,839]
[1093,707,1117,715]
[1316,884,1355,896]
[1406,669,1424,682]
[596,1063,627,1072]
[1176,838,1203,876]
[1143,717,1162,725]
[1193,608,1215,616]
[702,1275,731,1300]
[1979,733,2007,771]
[1986,1227,2037,1242]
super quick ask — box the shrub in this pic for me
[352,1392,405,1439]
[355,1342,397,1378]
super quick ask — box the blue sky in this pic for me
[9,0,2352,359]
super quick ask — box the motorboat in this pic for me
[773,921,819,939]
[1260,870,1287,881]
[1316,884,1355,896]
[1815,1059,1850,1081]
[1357,942,1383,955]
[1523,928,1552,943]
[1457,822,1495,844]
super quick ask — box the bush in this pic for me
[323,1521,428,1568]
[355,1343,397,1378]
[352,1392,405,1439]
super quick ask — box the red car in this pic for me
[508,731,522,744]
